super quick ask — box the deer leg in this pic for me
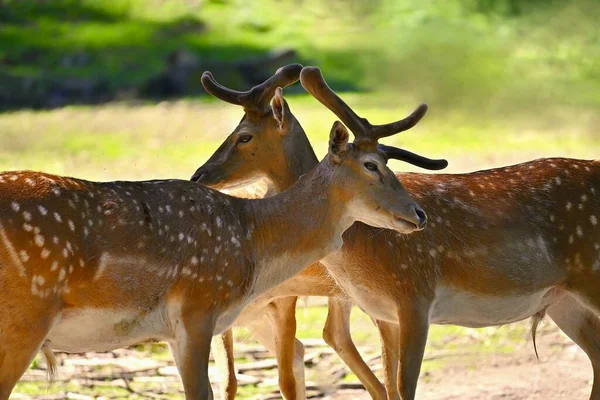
[375,319,401,400]
[172,312,215,400]
[0,292,57,399]
[260,296,305,400]
[395,300,431,400]
[323,297,386,400]
[212,329,237,400]
[547,291,600,399]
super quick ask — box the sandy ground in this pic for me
[326,338,593,400]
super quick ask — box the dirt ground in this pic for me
[327,334,593,400]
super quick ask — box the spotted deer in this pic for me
[0,69,444,400]
[196,64,433,400]
[194,66,600,399]
[196,65,448,399]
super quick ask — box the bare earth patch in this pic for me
[327,327,593,400]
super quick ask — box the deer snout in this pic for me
[406,203,427,230]
[414,205,427,229]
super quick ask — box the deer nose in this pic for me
[410,204,427,229]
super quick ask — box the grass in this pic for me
[0,96,597,184]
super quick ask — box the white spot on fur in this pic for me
[35,234,45,247]
[591,215,598,226]
[11,202,20,212]
[54,212,63,223]
[38,205,48,216]
[0,223,27,277]
[577,226,584,237]
[94,252,111,280]
[23,211,32,221]
[19,250,29,262]
[41,248,51,259]
[566,202,572,211]
[68,220,75,231]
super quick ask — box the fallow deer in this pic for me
[194,66,600,399]
[196,64,418,399]
[0,67,445,400]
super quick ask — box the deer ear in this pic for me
[329,121,350,163]
[271,87,287,131]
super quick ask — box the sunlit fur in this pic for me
[196,88,600,399]
[195,89,390,399]
[0,108,422,400]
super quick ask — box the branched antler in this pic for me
[300,66,447,171]
[201,64,303,113]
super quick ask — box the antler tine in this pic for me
[370,104,429,140]
[300,66,369,137]
[253,63,303,110]
[378,144,448,170]
[201,71,252,108]
[301,67,429,141]
[201,64,303,113]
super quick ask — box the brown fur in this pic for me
[0,103,424,398]
[196,83,600,399]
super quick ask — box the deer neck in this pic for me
[245,161,351,295]
[269,119,319,193]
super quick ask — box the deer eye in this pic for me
[237,135,253,144]
[364,162,378,172]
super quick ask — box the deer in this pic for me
[195,64,436,400]
[193,66,600,400]
[0,67,448,400]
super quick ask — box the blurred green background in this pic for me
[2,0,599,398]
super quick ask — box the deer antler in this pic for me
[299,66,428,141]
[201,63,303,113]
[300,66,447,171]
[377,144,448,170]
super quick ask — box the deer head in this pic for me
[197,66,448,233]
[300,67,446,231]
[192,64,314,192]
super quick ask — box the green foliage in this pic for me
[1,0,599,112]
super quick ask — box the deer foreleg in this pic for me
[172,311,215,400]
[547,291,600,400]
[212,329,237,400]
[323,297,387,400]
[375,319,401,400]
[396,300,431,400]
